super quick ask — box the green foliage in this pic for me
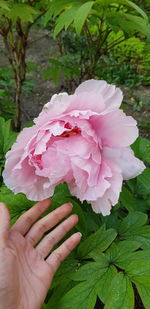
[0,117,17,183]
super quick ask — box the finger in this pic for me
[25,203,73,246]
[36,214,78,258]
[46,232,82,275]
[11,199,51,235]
[0,203,10,246]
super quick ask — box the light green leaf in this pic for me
[119,0,148,20]
[74,1,94,35]
[104,273,134,309]
[54,6,79,37]
[7,4,37,23]
[77,225,117,258]
[0,0,10,11]
[43,0,80,26]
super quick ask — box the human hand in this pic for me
[0,199,81,309]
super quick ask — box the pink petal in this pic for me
[91,110,138,147]
[103,146,146,179]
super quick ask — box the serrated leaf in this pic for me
[77,225,117,258]
[43,0,80,26]
[7,4,37,23]
[54,6,79,37]
[74,1,94,35]
[104,273,134,309]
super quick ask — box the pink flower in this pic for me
[3,80,145,215]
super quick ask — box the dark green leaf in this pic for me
[120,186,137,212]
[136,168,150,195]
[119,212,148,235]
[59,280,97,309]
[77,225,117,258]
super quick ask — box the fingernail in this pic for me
[68,203,73,208]
[77,232,82,237]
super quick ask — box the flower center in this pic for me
[58,122,81,138]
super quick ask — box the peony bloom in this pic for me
[3,80,145,215]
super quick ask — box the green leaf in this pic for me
[7,4,37,23]
[70,260,108,282]
[0,186,34,225]
[0,117,17,154]
[52,256,79,288]
[97,265,117,303]
[123,226,150,250]
[77,225,117,258]
[106,12,150,39]
[120,186,137,212]
[0,0,10,11]
[74,1,94,35]
[135,283,150,309]
[132,136,150,163]
[45,280,77,309]
[124,250,150,281]
[119,0,148,20]
[54,6,79,37]
[43,0,81,26]
[104,273,134,309]
[59,280,97,309]
[136,168,150,195]
[106,241,141,267]
[119,212,148,235]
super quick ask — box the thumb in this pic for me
[0,203,10,246]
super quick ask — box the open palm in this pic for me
[0,199,81,309]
